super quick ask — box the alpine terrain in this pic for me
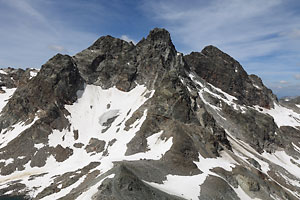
[0,28,300,200]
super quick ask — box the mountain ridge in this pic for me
[0,28,299,200]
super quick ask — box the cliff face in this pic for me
[184,46,277,108]
[0,28,299,200]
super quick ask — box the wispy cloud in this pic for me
[141,0,299,58]
[141,0,300,96]
[4,0,45,21]
[281,29,300,39]
[48,45,68,53]
[279,80,288,84]
[0,0,100,67]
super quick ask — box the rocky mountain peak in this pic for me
[145,28,173,45]
[185,46,277,108]
[0,54,83,129]
[88,35,134,52]
[0,28,300,200]
[202,45,230,57]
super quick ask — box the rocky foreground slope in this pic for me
[0,28,300,200]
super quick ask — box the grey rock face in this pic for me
[184,46,277,108]
[0,54,84,129]
[94,165,184,200]
[74,36,137,91]
[199,175,239,200]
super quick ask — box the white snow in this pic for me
[29,71,38,79]
[0,87,16,112]
[292,143,300,153]
[124,131,173,161]
[145,174,204,199]
[0,117,38,149]
[253,84,261,90]
[255,103,300,128]
[225,129,300,198]
[0,70,7,75]
[207,82,237,102]
[0,84,159,199]
[189,72,247,113]
[296,104,300,108]
[225,130,271,172]
[261,150,300,179]
[145,151,236,200]
[189,73,203,87]
[40,175,87,200]
[279,173,300,188]
[34,143,44,150]
[234,186,261,200]
[4,158,14,166]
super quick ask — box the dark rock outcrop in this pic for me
[184,46,277,108]
[0,54,84,129]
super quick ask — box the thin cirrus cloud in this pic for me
[48,45,68,53]
[0,0,99,68]
[141,0,299,59]
[279,80,288,84]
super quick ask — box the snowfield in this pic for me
[255,103,300,129]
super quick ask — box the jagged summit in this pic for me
[146,28,172,41]
[0,28,299,200]
[74,28,180,92]
[141,28,175,50]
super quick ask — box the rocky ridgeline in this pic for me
[0,68,39,91]
[0,28,299,200]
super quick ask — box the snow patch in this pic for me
[0,70,7,75]
[124,131,173,161]
[189,72,247,113]
[34,143,44,150]
[0,117,39,149]
[29,71,38,79]
[4,158,14,166]
[0,87,16,112]
[255,103,300,128]
[261,150,300,179]
[253,84,261,90]
[40,175,87,200]
[145,151,236,200]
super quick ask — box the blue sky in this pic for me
[0,0,299,97]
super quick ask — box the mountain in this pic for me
[280,96,300,111]
[0,28,299,200]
